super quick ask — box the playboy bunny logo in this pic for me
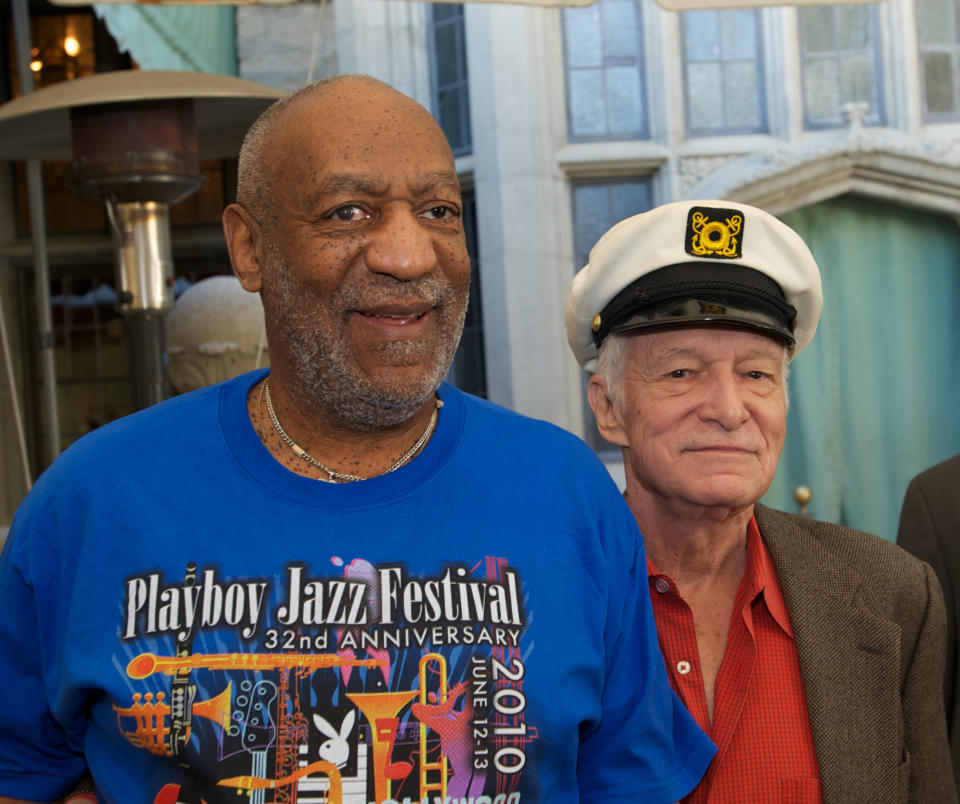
[313,709,355,768]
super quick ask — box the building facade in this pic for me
[235,0,960,539]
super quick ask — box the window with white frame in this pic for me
[562,0,648,142]
[572,179,653,269]
[428,3,472,156]
[571,178,653,452]
[916,0,960,119]
[447,189,487,398]
[798,4,885,128]
[681,9,766,136]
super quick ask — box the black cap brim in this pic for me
[608,293,796,345]
[592,262,797,348]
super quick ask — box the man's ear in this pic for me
[222,203,264,293]
[587,374,630,448]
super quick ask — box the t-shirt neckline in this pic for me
[218,369,463,508]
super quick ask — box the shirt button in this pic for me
[654,578,670,594]
[677,660,692,675]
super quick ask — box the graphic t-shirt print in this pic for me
[117,556,536,804]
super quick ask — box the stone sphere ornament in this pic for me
[166,276,268,393]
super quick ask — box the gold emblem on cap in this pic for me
[592,314,602,332]
[687,209,743,258]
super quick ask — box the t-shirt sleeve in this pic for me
[0,515,86,799]
[577,496,715,803]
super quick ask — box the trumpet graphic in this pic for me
[113,684,232,757]
[126,651,386,679]
[418,653,449,798]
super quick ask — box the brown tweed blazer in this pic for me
[755,504,956,804]
[897,454,960,794]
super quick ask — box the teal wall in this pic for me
[763,194,960,542]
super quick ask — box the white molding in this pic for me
[555,141,668,178]
[690,125,960,218]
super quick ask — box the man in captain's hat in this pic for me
[565,200,955,803]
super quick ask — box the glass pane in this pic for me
[684,11,720,61]
[800,7,833,53]
[454,24,469,77]
[603,1,640,62]
[607,66,642,134]
[835,5,870,50]
[804,57,840,121]
[923,52,958,113]
[723,60,761,127]
[610,181,652,222]
[839,53,876,105]
[569,69,608,136]
[565,7,603,68]
[719,10,757,60]
[433,23,459,84]
[429,3,470,153]
[451,328,483,394]
[432,4,460,24]
[438,88,465,152]
[573,185,614,266]
[687,62,724,130]
[916,0,952,45]
[449,189,485,398]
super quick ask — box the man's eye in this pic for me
[668,369,691,379]
[745,370,767,380]
[332,205,368,222]
[424,205,456,220]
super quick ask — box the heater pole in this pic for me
[104,199,176,409]
[11,0,61,468]
[126,313,168,409]
[75,105,200,412]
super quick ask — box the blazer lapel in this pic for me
[757,505,903,804]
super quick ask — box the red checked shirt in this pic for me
[648,516,823,803]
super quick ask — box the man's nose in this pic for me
[699,372,750,430]
[363,207,438,279]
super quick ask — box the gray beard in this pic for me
[266,246,468,431]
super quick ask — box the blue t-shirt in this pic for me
[0,371,713,803]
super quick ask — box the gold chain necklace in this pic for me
[262,380,440,483]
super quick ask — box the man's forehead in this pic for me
[272,96,454,178]
[629,326,786,360]
[312,169,461,198]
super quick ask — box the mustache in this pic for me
[333,274,454,310]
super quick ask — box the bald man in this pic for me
[0,76,713,803]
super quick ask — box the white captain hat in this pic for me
[565,200,824,371]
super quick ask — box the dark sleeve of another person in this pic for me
[898,459,960,792]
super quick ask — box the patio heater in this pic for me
[0,70,283,410]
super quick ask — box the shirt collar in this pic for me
[646,514,794,638]
[749,515,794,637]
